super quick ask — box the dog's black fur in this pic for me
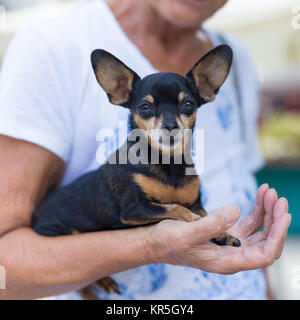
[31,45,240,297]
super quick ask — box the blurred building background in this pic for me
[0,0,299,299]
[206,0,300,300]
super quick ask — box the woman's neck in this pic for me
[105,0,214,74]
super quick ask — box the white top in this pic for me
[0,0,266,299]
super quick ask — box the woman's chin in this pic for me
[152,0,227,28]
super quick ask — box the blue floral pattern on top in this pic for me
[216,101,233,130]
[56,267,266,300]
[92,264,168,300]
[200,184,208,208]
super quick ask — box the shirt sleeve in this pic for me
[224,34,266,173]
[0,26,73,162]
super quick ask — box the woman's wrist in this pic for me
[128,225,161,266]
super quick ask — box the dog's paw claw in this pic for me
[212,232,241,247]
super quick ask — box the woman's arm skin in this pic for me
[0,135,291,299]
[0,135,152,299]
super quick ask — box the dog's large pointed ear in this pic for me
[186,45,233,103]
[91,49,140,106]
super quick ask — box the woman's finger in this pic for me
[262,188,278,236]
[238,184,269,237]
[230,212,290,272]
[272,198,291,259]
[264,212,291,261]
[274,197,288,219]
[248,195,289,245]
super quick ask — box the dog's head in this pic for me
[91,46,232,153]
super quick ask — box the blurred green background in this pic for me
[257,168,300,234]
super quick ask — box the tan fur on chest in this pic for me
[134,174,200,205]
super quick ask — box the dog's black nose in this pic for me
[162,122,179,132]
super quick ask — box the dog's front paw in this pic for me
[211,232,241,247]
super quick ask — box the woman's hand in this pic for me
[145,184,291,274]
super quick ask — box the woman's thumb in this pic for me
[185,205,241,244]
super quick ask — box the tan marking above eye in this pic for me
[144,94,155,104]
[134,173,200,205]
[178,91,188,103]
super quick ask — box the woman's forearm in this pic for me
[0,196,291,299]
[0,226,153,299]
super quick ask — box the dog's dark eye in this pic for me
[138,104,153,112]
[183,100,195,111]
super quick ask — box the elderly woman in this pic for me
[0,0,290,300]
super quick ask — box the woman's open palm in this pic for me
[147,184,291,274]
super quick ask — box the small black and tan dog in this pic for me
[32,45,240,299]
